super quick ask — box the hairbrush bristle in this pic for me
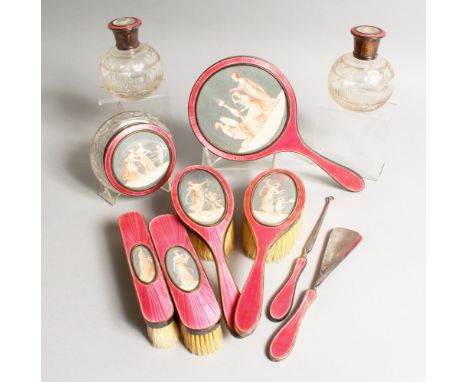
[180,325,223,355]
[242,220,257,260]
[188,222,234,261]
[146,320,180,348]
[242,217,303,263]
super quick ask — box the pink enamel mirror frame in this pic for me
[171,165,240,334]
[188,56,365,192]
[234,169,306,337]
[104,123,176,196]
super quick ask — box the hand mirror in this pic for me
[188,56,365,192]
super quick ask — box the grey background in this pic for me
[42,1,425,381]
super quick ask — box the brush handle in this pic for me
[269,257,307,321]
[234,246,267,336]
[295,140,365,192]
[211,238,240,334]
[268,289,317,362]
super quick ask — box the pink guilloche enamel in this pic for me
[148,214,221,330]
[118,211,175,325]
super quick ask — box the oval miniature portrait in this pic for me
[111,130,171,191]
[251,172,298,226]
[177,170,226,225]
[195,65,288,155]
[165,246,200,292]
[131,245,157,284]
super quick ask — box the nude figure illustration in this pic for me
[230,72,277,106]
[258,179,283,214]
[136,247,155,283]
[122,149,140,183]
[154,143,165,165]
[213,71,285,152]
[216,90,271,138]
[207,191,224,210]
[215,116,253,140]
[172,249,198,291]
[135,143,157,173]
[184,179,210,213]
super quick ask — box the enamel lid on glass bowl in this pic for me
[103,122,176,196]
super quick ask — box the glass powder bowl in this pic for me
[328,25,394,112]
[100,17,164,101]
[90,111,176,205]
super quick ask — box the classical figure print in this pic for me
[122,149,141,183]
[258,178,283,214]
[166,247,200,292]
[184,179,210,213]
[113,131,171,191]
[252,173,298,226]
[178,170,226,225]
[135,143,157,173]
[195,65,288,154]
[214,72,286,153]
[131,246,156,283]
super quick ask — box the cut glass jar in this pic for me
[328,25,394,112]
[100,17,164,101]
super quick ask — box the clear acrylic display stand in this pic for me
[200,148,317,182]
[313,99,396,181]
[201,148,279,171]
[96,80,173,205]
[200,98,394,181]
[97,175,173,206]
[98,79,171,121]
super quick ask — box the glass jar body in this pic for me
[100,43,163,101]
[328,52,394,112]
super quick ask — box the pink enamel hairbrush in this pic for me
[171,165,239,334]
[118,211,179,348]
[234,169,306,337]
[149,214,223,355]
[188,56,365,192]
